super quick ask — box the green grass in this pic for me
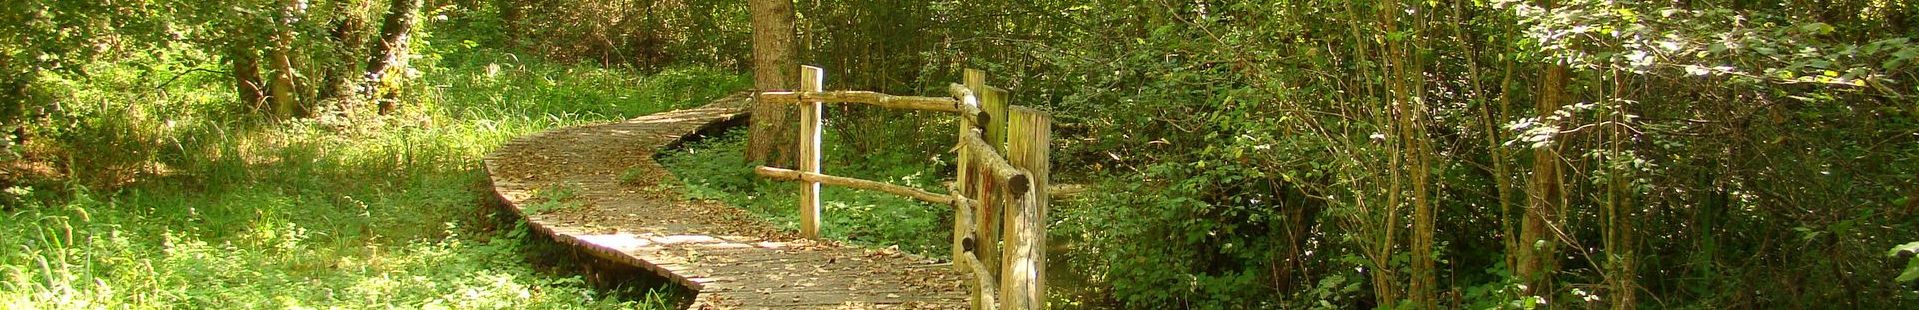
[0,40,746,308]
[524,182,587,215]
[658,128,953,256]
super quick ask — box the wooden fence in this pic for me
[755,66,1050,310]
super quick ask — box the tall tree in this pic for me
[1518,0,1569,297]
[266,0,307,119]
[746,0,798,168]
[367,0,424,115]
[228,38,269,114]
[1603,69,1638,310]
[1396,1,1438,308]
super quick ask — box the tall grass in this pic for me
[0,40,746,308]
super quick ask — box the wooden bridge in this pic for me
[482,67,1051,309]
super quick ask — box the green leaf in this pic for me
[1900,258,1919,283]
[1890,241,1919,257]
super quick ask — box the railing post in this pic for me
[983,86,1009,149]
[798,65,824,239]
[978,86,1007,284]
[956,69,985,271]
[959,68,986,310]
[1004,106,1051,310]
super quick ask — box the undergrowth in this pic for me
[658,128,951,256]
[524,182,586,215]
[0,38,746,308]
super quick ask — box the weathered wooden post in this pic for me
[798,65,824,239]
[982,86,1009,148]
[954,69,985,274]
[968,71,1010,284]
[1003,106,1051,310]
[959,68,987,310]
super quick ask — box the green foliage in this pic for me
[424,42,749,121]
[0,24,744,308]
[1,193,669,309]
[14,0,1918,308]
[1895,241,1919,283]
[899,0,1919,308]
[658,128,951,256]
[487,0,752,71]
[618,166,649,186]
[524,182,585,215]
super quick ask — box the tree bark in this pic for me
[1604,69,1638,310]
[1519,48,1569,301]
[1512,0,1571,300]
[367,0,424,115]
[266,2,304,120]
[1389,1,1437,308]
[229,41,270,114]
[1490,12,1524,288]
[266,46,301,119]
[746,0,799,168]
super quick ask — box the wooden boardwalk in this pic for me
[481,94,968,309]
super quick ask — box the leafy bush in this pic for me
[0,29,745,308]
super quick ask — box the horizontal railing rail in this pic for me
[752,65,1049,310]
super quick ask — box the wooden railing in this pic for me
[755,66,1050,310]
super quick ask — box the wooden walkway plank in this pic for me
[482,94,968,309]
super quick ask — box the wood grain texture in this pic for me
[799,66,825,240]
[1002,107,1051,310]
[950,81,980,276]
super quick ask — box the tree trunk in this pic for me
[319,0,372,116]
[1338,1,1396,305]
[367,0,424,115]
[1519,50,1569,301]
[1513,0,1572,300]
[746,0,799,168]
[267,27,303,118]
[229,41,270,114]
[1390,1,1437,308]
[1604,69,1638,310]
[1491,15,1523,287]
[497,0,524,48]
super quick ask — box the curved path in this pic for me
[482,94,967,309]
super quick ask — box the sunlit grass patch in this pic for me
[0,43,745,309]
[658,129,953,256]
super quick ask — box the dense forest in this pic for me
[4,0,1918,309]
